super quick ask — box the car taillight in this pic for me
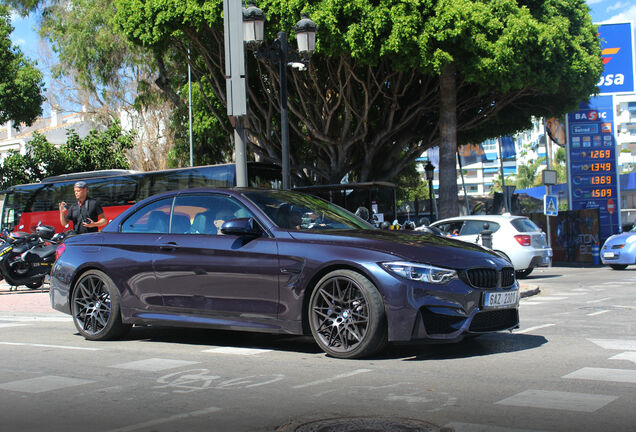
[55,243,66,260]
[514,235,531,246]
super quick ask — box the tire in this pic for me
[308,270,387,359]
[609,264,628,270]
[71,270,131,341]
[515,268,533,279]
[25,279,43,289]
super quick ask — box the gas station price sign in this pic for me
[567,95,620,241]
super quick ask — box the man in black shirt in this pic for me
[58,181,108,234]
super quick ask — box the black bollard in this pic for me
[480,222,493,249]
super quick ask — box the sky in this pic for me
[6,0,636,115]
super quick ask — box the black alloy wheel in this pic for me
[308,270,387,359]
[71,270,130,340]
[515,268,533,279]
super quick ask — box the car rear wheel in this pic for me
[25,279,43,289]
[515,268,533,279]
[609,264,628,270]
[71,270,131,340]
[308,270,387,359]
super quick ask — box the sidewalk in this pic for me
[0,280,541,315]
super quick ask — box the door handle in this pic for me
[159,242,179,251]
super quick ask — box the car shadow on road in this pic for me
[391,333,548,361]
[123,325,324,355]
[117,326,547,360]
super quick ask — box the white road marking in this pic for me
[586,297,612,304]
[0,314,71,322]
[495,389,617,413]
[519,301,542,305]
[444,422,548,432]
[515,324,555,334]
[588,338,636,351]
[111,358,199,372]
[610,352,636,365]
[563,367,636,384]
[0,375,95,394]
[202,347,271,355]
[292,369,372,389]
[587,310,611,316]
[530,296,568,301]
[104,406,221,432]
[0,341,101,351]
[0,323,29,328]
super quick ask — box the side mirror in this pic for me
[220,218,260,237]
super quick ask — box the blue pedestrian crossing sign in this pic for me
[544,195,558,216]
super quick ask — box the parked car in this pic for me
[50,188,519,359]
[430,215,552,278]
[601,224,636,270]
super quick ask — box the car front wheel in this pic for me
[71,270,131,340]
[516,268,533,279]
[308,270,387,359]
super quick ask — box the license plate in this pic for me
[483,290,518,308]
[603,251,615,258]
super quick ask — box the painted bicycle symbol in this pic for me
[155,369,285,393]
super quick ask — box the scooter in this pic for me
[0,225,66,289]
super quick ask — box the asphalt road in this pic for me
[0,266,634,432]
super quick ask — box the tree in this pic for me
[114,0,601,206]
[0,4,45,125]
[8,0,182,170]
[0,123,135,189]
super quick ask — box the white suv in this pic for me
[430,215,552,278]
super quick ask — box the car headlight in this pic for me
[626,236,636,244]
[381,261,457,284]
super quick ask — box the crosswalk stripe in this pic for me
[202,347,271,355]
[588,338,636,351]
[444,422,548,432]
[515,324,555,334]
[563,367,636,384]
[495,389,618,412]
[609,352,636,365]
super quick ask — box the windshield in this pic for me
[243,190,376,230]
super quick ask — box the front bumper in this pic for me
[381,269,520,342]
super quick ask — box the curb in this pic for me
[519,284,540,298]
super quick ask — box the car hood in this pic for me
[288,229,510,270]
[603,232,636,246]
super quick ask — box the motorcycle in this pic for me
[0,225,69,290]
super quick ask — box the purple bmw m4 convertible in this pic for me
[50,188,519,359]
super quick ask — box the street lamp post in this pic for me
[425,161,435,223]
[243,2,316,189]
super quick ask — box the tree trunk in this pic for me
[438,64,459,220]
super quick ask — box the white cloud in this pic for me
[603,4,636,22]
[607,2,630,12]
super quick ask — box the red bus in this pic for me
[0,162,282,233]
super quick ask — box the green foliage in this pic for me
[516,157,546,189]
[0,4,45,125]
[395,162,429,205]
[0,123,135,189]
[112,0,601,185]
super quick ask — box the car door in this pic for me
[153,193,281,322]
[117,197,174,310]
